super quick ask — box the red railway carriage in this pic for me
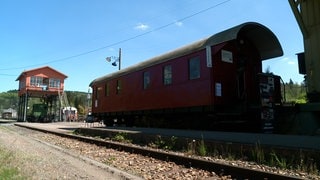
[90,22,283,131]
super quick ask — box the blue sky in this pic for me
[0,0,304,93]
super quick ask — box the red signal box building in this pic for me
[16,66,68,122]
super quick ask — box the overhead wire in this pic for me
[0,0,231,72]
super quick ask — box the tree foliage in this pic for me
[0,90,19,110]
[284,79,307,103]
[0,90,90,115]
[65,91,89,115]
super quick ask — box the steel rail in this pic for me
[14,123,302,180]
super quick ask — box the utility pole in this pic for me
[118,48,121,71]
[23,92,28,122]
[108,48,122,71]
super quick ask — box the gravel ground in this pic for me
[0,124,141,180]
[1,124,319,179]
[28,128,224,179]
[0,124,226,179]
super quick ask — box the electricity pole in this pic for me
[118,48,121,71]
[108,48,122,71]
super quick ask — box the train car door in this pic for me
[236,38,262,108]
[212,38,262,118]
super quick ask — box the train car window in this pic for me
[143,71,150,89]
[94,87,97,99]
[105,82,110,96]
[96,86,102,99]
[163,65,172,85]
[116,80,121,94]
[189,57,200,80]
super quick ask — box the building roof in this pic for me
[16,66,68,81]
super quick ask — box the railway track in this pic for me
[14,123,307,179]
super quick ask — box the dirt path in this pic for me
[0,124,141,180]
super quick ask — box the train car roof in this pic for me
[90,22,283,86]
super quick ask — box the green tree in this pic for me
[264,66,273,74]
[0,90,89,115]
[284,80,306,103]
[0,90,19,110]
[77,104,85,115]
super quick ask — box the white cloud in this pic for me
[281,57,295,65]
[134,23,149,30]
[175,21,183,27]
[108,48,115,51]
